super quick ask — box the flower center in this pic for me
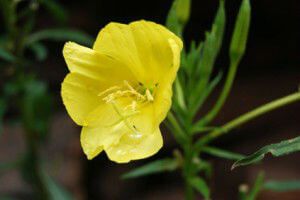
[98,80,157,133]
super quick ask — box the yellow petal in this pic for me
[93,20,182,84]
[81,102,158,161]
[152,38,182,124]
[61,73,103,125]
[105,127,163,163]
[63,41,134,84]
[62,42,136,125]
[80,103,127,160]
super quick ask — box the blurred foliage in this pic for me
[202,146,245,161]
[264,180,300,192]
[0,0,92,198]
[122,158,179,179]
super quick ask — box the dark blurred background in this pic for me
[1,0,300,199]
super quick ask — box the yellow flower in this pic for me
[61,20,182,163]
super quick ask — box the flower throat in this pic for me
[98,80,157,133]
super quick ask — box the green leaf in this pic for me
[122,158,178,179]
[264,180,300,192]
[194,159,213,178]
[21,78,52,138]
[43,173,72,200]
[189,177,210,200]
[202,146,245,161]
[232,136,300,169]
[184,41,202,76]
[0,47,15,62]
[246,172,265,200]
[189,0,225,111]
[192,126,219,134]
[174,78,187,111]
[190,70,223,119]
[38,0,68,23]
[28,42,48,61]
[26,29,94,46]
[195,0,251,127]
[229,0,251,65]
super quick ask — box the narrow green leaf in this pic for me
[189,0,225,111]
[174,78,187,111]
[192,126,219,134]
[232,136,300,169]
[21,78,52,138]
[195,0,251,126]
[43,173,72,200]
[264,180,300,192]
[122,158,178,179]
[194,159,213,178]
[229,0,251,64]
[26,29,94,46]
[185,41,202,76]
[0,47,15,62]
[190,71,223,119]
[247,172,265,200]
[202,146,245,161]
[28,42,48,61]
[189,177,210,200]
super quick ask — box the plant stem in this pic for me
[23,131,49,200]
[167,112,188,143]
[168,112,196,199]
[183,140,195,200]
[195,92,300,148]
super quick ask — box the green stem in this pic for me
[23,131,49,200]
[167,112,188,143]
[195,92,300,149]
[183,140,196,200]
[167,111,196,199]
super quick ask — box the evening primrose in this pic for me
[61,20,182,163]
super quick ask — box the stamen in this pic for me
[98,86,121,97]
[124,80,135,91]
[99,80,157,134]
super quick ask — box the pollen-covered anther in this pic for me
[99,80,156,105]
